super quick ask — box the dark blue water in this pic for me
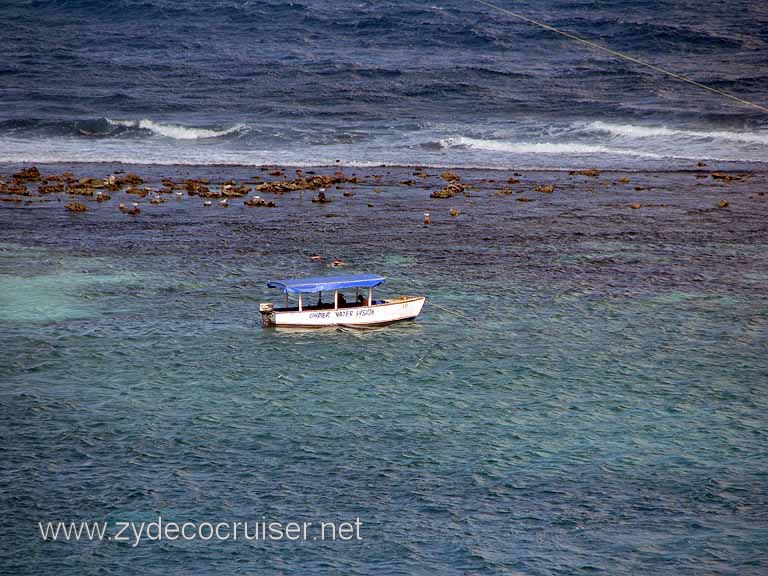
[1,0,767,168]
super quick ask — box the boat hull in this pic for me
[261,296,425,328]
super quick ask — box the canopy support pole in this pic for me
[334,291,339,310]
[368,287,372,306]
[298,294,303,312]
[285,293,288,309]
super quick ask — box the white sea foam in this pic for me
[0,148,759,171]
[2,122,766,170]
[586,121,768,145]
[440,136,663,158]
[106,118,244,139]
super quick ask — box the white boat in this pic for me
[259,274,425,328]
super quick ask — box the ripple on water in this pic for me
[2,187,767,575]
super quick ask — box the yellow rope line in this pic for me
[424,299,478,322]
[472,0,768,114]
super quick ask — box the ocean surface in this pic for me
[1,0,767,169]
[2,1,768,575]
[2,162,768,575]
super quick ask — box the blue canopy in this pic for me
[267,274,386,294]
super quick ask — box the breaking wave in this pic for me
[106,118,245,140]
[2,118,766,170]
[586,121,768,145]
[439,136,663,158]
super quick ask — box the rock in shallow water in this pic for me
[65,202,87,212]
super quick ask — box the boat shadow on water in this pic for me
[269,320,424,339]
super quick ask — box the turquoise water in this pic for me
[2,165,767,574]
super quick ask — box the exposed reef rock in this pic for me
[65,202,87,212]
[311,191,332,203]
[569,169,600,177]
[221,183,251,197]
[257,175,344,194]
[120,173,144,186]
[13,166,42,182]
[244,197,276,207]
[431,182,464,199]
